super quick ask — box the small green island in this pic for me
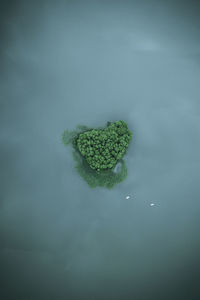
[62,120,132,189]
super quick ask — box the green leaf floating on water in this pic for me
[62,120,132,189]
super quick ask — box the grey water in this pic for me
[1,1,200,299]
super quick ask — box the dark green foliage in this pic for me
[75,120,132,172]
[62,120,132,189]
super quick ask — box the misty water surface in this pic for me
[1,1,200,299]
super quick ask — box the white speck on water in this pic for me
[126,195,130,199]
[150,203,155,206]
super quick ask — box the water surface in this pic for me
[1,1,200,299]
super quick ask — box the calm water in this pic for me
[1,1,200,299]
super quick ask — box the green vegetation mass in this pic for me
[75,120,132,172]
[62,120,132,189]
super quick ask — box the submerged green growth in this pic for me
[72,150,128,189]
[62,121,132,189]
[62,125,90,146]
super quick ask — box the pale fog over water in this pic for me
[1,0,200,299]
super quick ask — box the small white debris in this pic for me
[126,195,130,200]
[150,203,155,206]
